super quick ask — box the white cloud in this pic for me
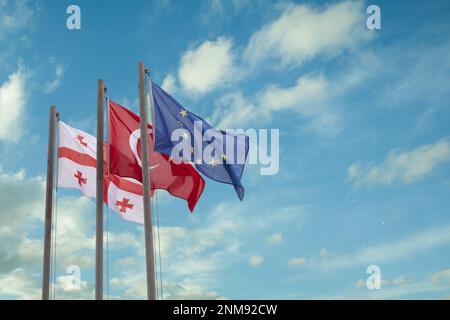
[344,270,450,300]
[56,274,88,292]
[429,269,450,286]
[0,167,306,299]
[178,37,235,94]
[161,73,177,95]
[111,200,305,298]
[160,1,374,136]
[106,231,141,250]
[0,0,35,41]
[379,44,450,113]
[158,0,376,140]
[0,168,44,230]
[0,170,45,287]
[258,75,328,114]
[360,279,450,300]
[0,168,96,299]
[0,268,40,299]
[288,257,306,267]
[355,274,413,289]
[201,0,266,24]
[389,275,413,286]
[51,275,94,300]
[52,196,95,261]
[0,167,146,299]
[158,204,246,278]
[257,75,327,113]
[109,201,247,299]
[115,257,138,267]
[0,67,27,143]
[111,273,227,300]
[0,236,42,275]
[51,197,141,270]
[211,74,340,135]
[244,1,370,68]
[266,232,283,245]
[348,138,450,186]
[232,0,253,11]
[347,163,361,180]
[319,248,331,258]
[210,91,255,128]
[164,282,227,300]
[208,0,224,15]
[257,74,339,134]
[44,64,64,94]
[249,255,264,267]
[210,43,379,134]
[311,224,450,271]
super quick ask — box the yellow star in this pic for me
[210,159,218,168]
[182,132,189,139]
[180,109,188,117]
[221,153,228,161]
[196,158,203,165]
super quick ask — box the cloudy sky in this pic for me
[1,0,450,299]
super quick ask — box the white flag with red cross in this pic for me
[106,174,144,224]
[57,120,144,224]
[57,121,97,198]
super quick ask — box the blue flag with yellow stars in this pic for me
[151,82,249,201]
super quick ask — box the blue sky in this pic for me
[1,0,450,299]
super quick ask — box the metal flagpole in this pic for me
[147,73,164,299]
[42,106,57,300]
[95,80,105,300]
[105,92,110,300]
[138,61,157,300]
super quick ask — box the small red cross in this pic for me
[116,198,134,213]
[74,171,87,185]
[76,134,88,147]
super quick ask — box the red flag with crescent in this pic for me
[108,100,205,212]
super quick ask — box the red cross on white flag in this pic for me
[116,198,134,213]
[74,170,87,185]
[76,134,88,147]
[107,175,144,224]
[57,121,97,199]
[58,155,96,198]
[59,122,97,159]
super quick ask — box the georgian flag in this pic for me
[57,121,97,198]
[57,121,145,224]
[106,175,144,224]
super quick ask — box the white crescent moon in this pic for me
[129,128,159,170]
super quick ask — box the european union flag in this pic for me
[151,82,249,201]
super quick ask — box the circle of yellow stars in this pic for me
[178,108,229,169]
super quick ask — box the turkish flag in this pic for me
[108,100,205,212]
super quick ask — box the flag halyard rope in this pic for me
[155,191,164,300]
[150,195,157,299]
